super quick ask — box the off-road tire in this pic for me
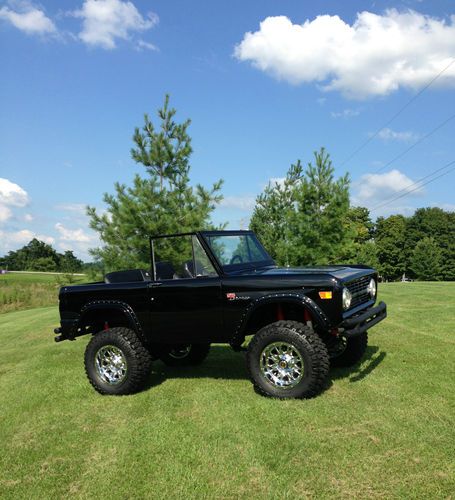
[329,332,368,367]
[247,321,329,399]
[84,327,152,395]
[159,343,211,367]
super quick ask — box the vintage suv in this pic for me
[54,230,387,399]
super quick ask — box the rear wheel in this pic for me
[247,321,329,399]
[159,343,211,366]
[84,327,152,395]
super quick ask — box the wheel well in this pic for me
[80,308,133,334]
[242,302,314,336]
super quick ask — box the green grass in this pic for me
[0,283,454,498]
[0,272,87,313]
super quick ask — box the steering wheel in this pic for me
[230,254,243,264]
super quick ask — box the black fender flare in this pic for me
[231,293,330,345]
[77,300,146,343]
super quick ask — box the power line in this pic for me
[373,159,455,203]
[373,112,455,173]
[340,58,455,167]
[370,159,455,212]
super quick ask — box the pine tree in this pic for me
[251,148,351,266]
[250,160,303,263]
[87,96,223,271]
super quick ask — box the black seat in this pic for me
[182,259,205,278]
[105,269,151,284]
[155,261,176,280]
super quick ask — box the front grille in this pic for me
[346,275,372,308]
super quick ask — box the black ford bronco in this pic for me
[54,230,387,399]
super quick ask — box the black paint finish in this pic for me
[55,231,387,345]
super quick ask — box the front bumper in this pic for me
[340,301,387,338]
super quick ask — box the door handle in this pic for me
[148,282,163,287]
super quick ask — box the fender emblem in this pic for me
[226,292,250,301]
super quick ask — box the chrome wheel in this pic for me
[260,342,304,389]
[168,345,191,359]
[95,345,128,385]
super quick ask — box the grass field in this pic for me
[0,272,87,314]
[0,283,454,498]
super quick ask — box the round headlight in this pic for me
[367,278,377,299]
[342,287,352,310]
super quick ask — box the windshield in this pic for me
[203,233,274,272]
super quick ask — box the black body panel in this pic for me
[55,230,387,344]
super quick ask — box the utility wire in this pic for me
[372,159,455,202]
[340,58,455,167]
[373,112,455,173]
[370,159,455,212]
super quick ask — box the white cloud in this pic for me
[56,203,87,215]
[376,127,419,142]
[234,10,455,99]
[0,178,29,224]
[24,213,34,222]
[219,195,256,211]
[0,2,56,35]
[72,0,159,49]
[55,222,91,242]
[54,223,100,261]
[353,169,423,206]
[136,39,158,51]
[0,206,12,223]
[0,229,54,255]
[0,178,29,207]
[331,108,361,119]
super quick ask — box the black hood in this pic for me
[232,265,374,282]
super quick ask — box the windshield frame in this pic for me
[200,230,276,274]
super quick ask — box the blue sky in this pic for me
[1,0,454,260]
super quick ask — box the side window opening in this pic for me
[151,234,217,280]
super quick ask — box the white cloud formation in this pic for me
[376,127,419,142]
[219,195,256,211]
[0,178,29,207]
[55,222,91,242]
[54,222,100,261]
[353,169,423,206]
[0,206,12,223]
[136,39,158,51]
[72,0,158,49]
[0,229,54,255]
[0,2,56,35]
[234,10,455,99]
[56,203,87,215]
[0,178,29,224]
[331,108,361,119]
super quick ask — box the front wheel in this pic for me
[159,343,211,366]
[84,327,152,395]
[247,321,329,399]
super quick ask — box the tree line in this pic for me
[0,239,84,273]
[1,95,453,281]
[249,151,455,281]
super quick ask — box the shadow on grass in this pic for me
[143,344,386,392]
[144,346,248,390]
[330,346,387,384]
